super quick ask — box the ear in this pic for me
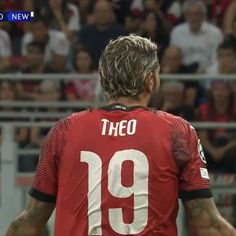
[145,72,155,93]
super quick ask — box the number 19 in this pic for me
[81,149,149,235]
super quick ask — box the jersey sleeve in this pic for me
[171,117,213,201]
[29,118,70,203]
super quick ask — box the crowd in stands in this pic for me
[0,0,236,173]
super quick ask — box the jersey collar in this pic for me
[100,103,146,112]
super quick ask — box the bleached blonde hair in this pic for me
[99,34,158,100]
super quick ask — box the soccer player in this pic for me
[6,35,236,236]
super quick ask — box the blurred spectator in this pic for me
[201,0,232,27]
[125,12,143,35]
[0,29,11,72]
[231,82,236,101]
[71,0,91,25]
[78,0,125,66]
[0,1,32,53]
[65,47,97,101]
[17,41,61,101]
[22,17,70,72]
[131,0,172,34]
[205,41,236,91]
[206,41,236,75]
[224,15,236,51]
[160,81,195,121]
[32,0,80,40]
[161,46,199,74]
[141,11,169,58]
[86,0,132,25]
[170,1,223,70]
[161,46,199,106]
[0,81,29,146]
[112,0,132,25]
[22,42,55,74]
[49,0,80,40]
[163,0,186,25]
[197,81,236,173]
[223,0,236,33]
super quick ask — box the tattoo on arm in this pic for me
[184,198,236,236]
[6,198,55,236]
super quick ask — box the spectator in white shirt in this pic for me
[170,1,223,70]
[22,17,69,72]
[0,29,11,72]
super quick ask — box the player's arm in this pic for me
[184,197,236,236]
[6,118,69,236]
[5,198,54,236]
[171,118,236,235]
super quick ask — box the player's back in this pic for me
[54,104,182,236]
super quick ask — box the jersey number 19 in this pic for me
[81,149,149,235]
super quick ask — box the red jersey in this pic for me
[29,104,212,236]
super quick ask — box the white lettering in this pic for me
[119,120,127,136]
[109,122,119,136]
[21,13,30,20]
[0,14,4,20]
[12,14,18,20]
[101,119,137,136]
[101,119,109,136]
[127,120,137,135]
[11,13,30,21]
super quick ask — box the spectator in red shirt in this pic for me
[202,0,232,27]
[65,46,97,102]
[197,81,236,173]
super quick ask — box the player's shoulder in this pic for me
[53,110,91,131]
[149,109,194,135]
[66,109,92,123]
[151,110,198,147]
[149,109,189,126]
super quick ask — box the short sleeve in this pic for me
[29,118,70,203]
[171,117,212,201]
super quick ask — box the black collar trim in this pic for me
[100,103,146,112]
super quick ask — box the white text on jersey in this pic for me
[101,119,137,136]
